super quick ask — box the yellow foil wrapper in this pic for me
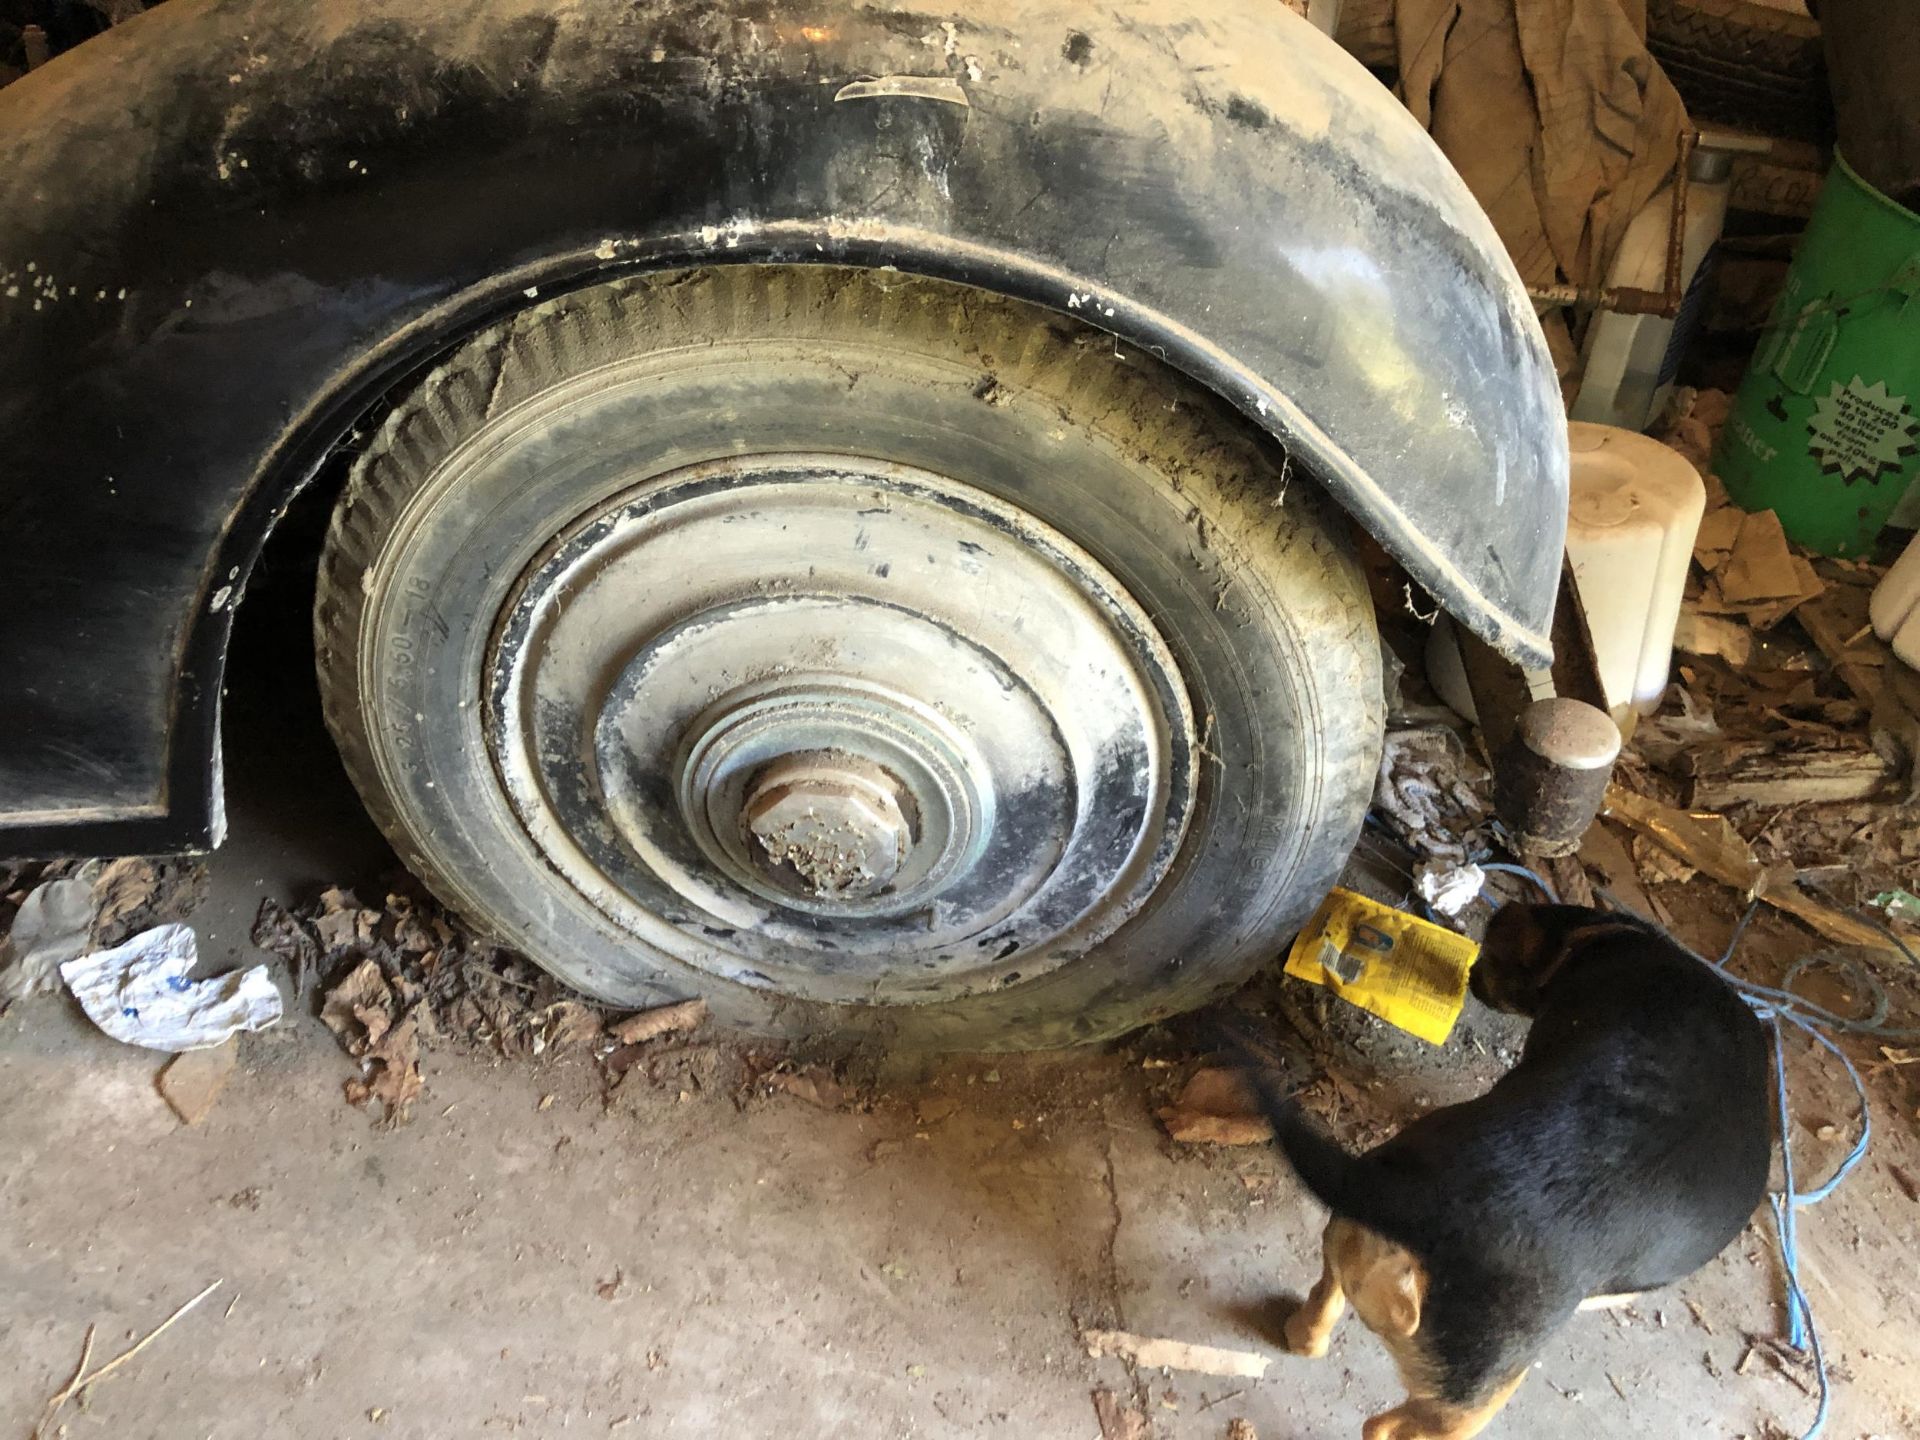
[1283,887,1481,1046]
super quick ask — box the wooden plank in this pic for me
[1684,742,1894,807]
[1604,784,1900,955]
[1677,735,1889,773]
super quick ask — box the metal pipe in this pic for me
[1529,129,1699,318]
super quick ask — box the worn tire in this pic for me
[1647,0,1830,141]
[315,266,1381,1051]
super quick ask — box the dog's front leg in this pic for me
[1283,1219,1350,1357]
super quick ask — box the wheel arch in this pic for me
[0,0,1565,855]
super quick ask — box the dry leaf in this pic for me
[321,959,393,1048]
[87,856,206,948]
[608,998,708,1046]
[540,1001,603,1053]
[89,857,158,940]
[344,1010,423,1123]
[768,1066,846,1109]
[250,896,324,998]
[322,958,421,1123]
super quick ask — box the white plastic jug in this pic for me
[1424,424,1705,727]
[1565,423,1707,720]
[1871,532,1920,667]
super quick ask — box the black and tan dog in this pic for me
[1239,903,1772,1440]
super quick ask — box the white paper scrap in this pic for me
[60,923,282,1052]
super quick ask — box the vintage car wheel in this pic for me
[314,265,1381,1049]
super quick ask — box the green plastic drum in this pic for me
[1716,151,1920,556]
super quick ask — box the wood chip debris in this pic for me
[1796,576,1890,705]
[1156,1068,1273,1146]
[158,1039,238,1125]
[1747,1335,1818,1397]
[1091,1387,1151,1440]
[1686,1298,1714,1335]
[1082,1329,1271,1379]
[1674,608,1754,667]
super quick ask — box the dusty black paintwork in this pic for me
[0,0,1567,855]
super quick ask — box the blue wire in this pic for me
[1479,862,1558,903]
[1708,903,1879,1440]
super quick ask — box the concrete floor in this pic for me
[6,978,1919,1440]
[4,514,1920,1440]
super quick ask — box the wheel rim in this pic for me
[484,453,1197,1006]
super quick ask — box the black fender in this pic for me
[0,0,1566,854]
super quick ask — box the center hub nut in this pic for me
[741,752,916,902]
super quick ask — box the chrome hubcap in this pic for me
[485,455,1195,1006]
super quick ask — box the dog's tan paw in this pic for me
[1282,1310,1332,1358]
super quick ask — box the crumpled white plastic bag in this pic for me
[1416,860,1488,919]
[60,923,282,1052]
[0,864,101,1003]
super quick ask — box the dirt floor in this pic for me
[5,534,1920,1440]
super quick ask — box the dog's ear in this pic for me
[1384,1256,1426,1338]
[1471,903,1641,1015]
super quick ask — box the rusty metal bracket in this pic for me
[1528,130,1699,318]
[1461,557,1607,753]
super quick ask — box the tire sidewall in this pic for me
[322,270,1382,1050]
